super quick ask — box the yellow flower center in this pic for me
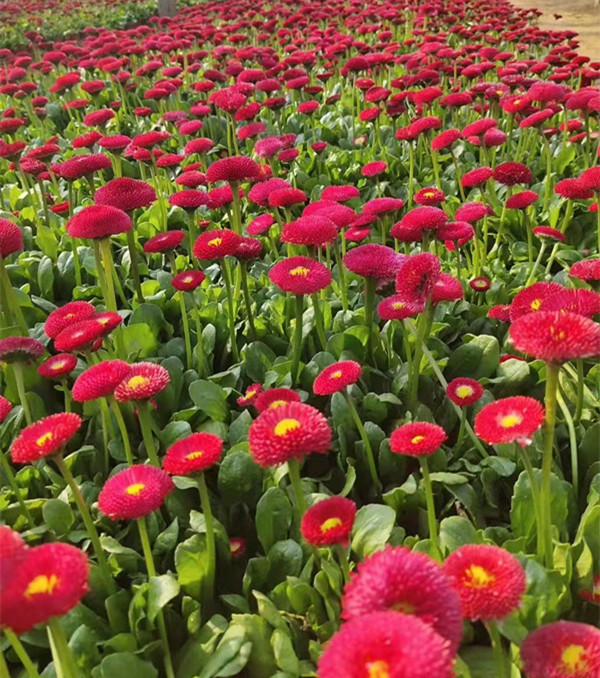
[98,317,109,325]
[186,451,204,460]
[411,435,425,444]
[127,375,150,389]
[514,98,521,105]
[36,432,53,447]
[530,298,542,310]
[549,325,566,341]
[268,400,287,409]
[330,370,343,379]
[25,574,59,598]
[464,564,496,588]
[391,301,405,309]
[51,361,67,370]
[367,661,390,678]
[560,644,588,674]
[125,483,146,495]
[65,313,74,319]
[208,237,223,247]
[289,266,309,276]
[424,191,435,198]
[320,517,342,533]
[500,413,522,429]
[274,418,301,436]
[183,275,193,283]
[391,600,416,614]
[230,541,240,552]
[456,385,474,398]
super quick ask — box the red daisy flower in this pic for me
[206,156,261,184]
[390,422,447,457]
[570,259,600,282]
[533,226,565,242]
[0,543,89,634]
[321,185,360,202]
[236,383,263,407]
[254,388,301,412]
[510,311,600,363]
[446,378,484,407]
[193,229,241,260]
[51,154,112,180]
[67,205,132,240]
[432,274,464,304]
[443,544,526,621]
[269,187,307,208]
[95,178,157,212]
[395,253,441,306]
[461,167,493,188]
[281,216,338,247]
[414,187,445,206]
[11,413,82,464]
[132,131,171,148]
[269,256,332,295]
[248,402,331,467]
[143,230,186,254]
[233,236,262,260]
[455,202,492,223]
[300,496,357,547]
[114,362,170,402]
[579,575,600,605]
[0,218,24,258]
[229,537,246,559]
[313,361,362,395]
[72,360,132,402]
[362,197,404,217]
[53,319,110,353]
[506,190,538,210]
[377,296,423,320]
[539,289,600,317]
[37,354,77,379]
[0,395,12,423]
[247,214,275,235]
[0,337,44,364]
[171,270,206,292]
[509,282,564,321]
[521,621,600,678]
[317,611,454,678]
[470,276,491,292]
[44,301,96,339]
[474,396,545,446]
[169,190,210,210]
[343,244,404,279]
[493,162,533,186]
[98,465,174,520]
[555,178,594,200]
[341,546,462,653]
[163,432,224,476]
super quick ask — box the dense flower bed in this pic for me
[1,0,600,676]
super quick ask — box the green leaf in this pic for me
[351,504,396,558]
[42,498,74,535]
[175,534,209,600]
[218,451,264,507]
[154,518,179,556]
[189,379,229,422]
[99,652,157,678]
[255,487,292,552]
[267,540,303,584]
[445,335,499,380]
[121,323,158,359]
[244,342,276,382]
[252,591,287,630]
[271,629,300,676]
[511,470,570,541]
[439,516,478,552]
[147,574,180,622]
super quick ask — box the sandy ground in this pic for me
[509,0,600,61]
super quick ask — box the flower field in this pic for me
[1,0,600,676]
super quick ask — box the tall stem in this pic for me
[178,292,193,370]
[409,300,432,413]
[0,452,34,526]
[48,619,80,678]
[219,260,240,363]
[311,293,327,350]
[190,295,207,377]
[455,407,467,455]
[290,295,304,384]
[541,364,560,569]
[137,401,160,467]
[574,358,584,422]
[332,241,348,312]
[197,474,216,606]
[126,229,144,304]
[525,242,546,287]
[4,629,41,678]
[344,391,380,492]
[485,621,508,678]
[54,455,115,593]
[0,257,28,333]
[364,277,377,365]
[287,458,307,517]
[240,261,257,341]
[516,446,544,561]
[108,397,134,465]
[137,517,176,678]
[11,362,32,425]
[419,457,441,562]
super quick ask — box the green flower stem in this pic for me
[0,257,28,334]
[485,621,508,678]
[525,241,547,287]
[332,241,348,312]
[190,295,207,377]
[66,185,82,288]
[61,379,72,413]
[137,517,176,678]
[408,300,433,414]
[4,629,40,678]
[311,294,327,350]
[48,619,80,678]
[596,195,600,253]
[240,261,257,342]
[98,398,112,476]
[11,362,33,425]
[455,407,467,455]
[99,238,118,311]
[230,181,242,234]
[429,148,442,190]
[91,240,110,304]
[404,319,489,458]
[451,150,466,201]
[178,291,193,370]
[108,397,134,466]
[516,445,544,561]
[574,358,584,423]
[54,455,116,594]
[419,457,442,562]
[219,260,240,363]
[287,458,307,517]
[0,452,34,527]
[0,646,10,678]
[407,143,415,208]
[126,229,144,305]
[137,401,160,467]
[197,473,216,606]
[541,134,553,214]
[343,391,381,492]
[557,388,579,499]
[491,187,512,254]
[541,364,560,569]
[290,294,304,385]
[364,277,377,365]
[334,544,351,583]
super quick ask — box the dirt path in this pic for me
[510,0,600,62]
